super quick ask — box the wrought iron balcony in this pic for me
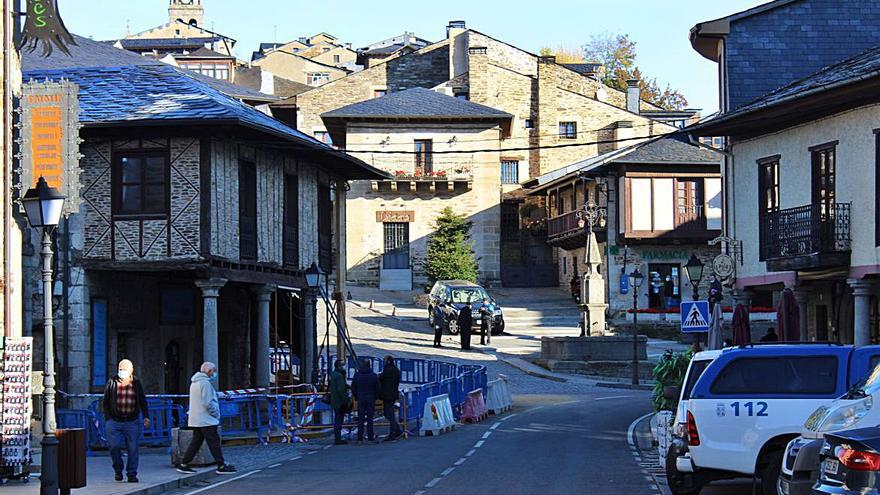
[367,153,474,193]
[761,202,851,272]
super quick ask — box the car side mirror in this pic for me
[663,385,681,400]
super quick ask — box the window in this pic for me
[454,92,469,100]
[758,156,780,260]
[283,174,299,268]
[414,139,433,174]
[314,131,333,145]
[810,142,837,218]
[501,160,519,184]
[317,184,332,271]
[500,203,520,241]
[333,54,340,64]
[562,256,567,275]
[382,222,409,269]
[160,286,196,324]
[179,63,229,81]
[559,121,577,139]
[373,89,387,98]
[113,152,168,217]
[710,356,838,395]
[239,161,257,261]
[647,264,680,310]
[307,72,331,86]
[524,119,534,129]
[675,179,704,228]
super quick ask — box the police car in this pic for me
[676,343,880,495]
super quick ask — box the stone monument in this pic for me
[580,229,608,336]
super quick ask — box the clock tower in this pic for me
[168,0,204,28]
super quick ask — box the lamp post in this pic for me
[304,262,325,384]
[576,198,606,337]
[628,267,644,386]
[21,177,65,495]
[684,254,705,301]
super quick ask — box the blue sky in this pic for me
[60,0,766,114]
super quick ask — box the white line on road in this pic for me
[490,422,501,430]
[465,448,476,457]
[482,431,492,439]
[474,440,485,448]
[183,470,260,495]
[425,478,442,488]
[414,491,426,495]
[595,395,634,401]
[289,456,302,461]
[323,445,332,450]
[307,450,318,455]
[267,463,281,469]
[454,457,467,466]
[627,412,654,448]
[500,413,518,421]
[441,467,455,476]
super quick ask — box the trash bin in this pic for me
[171,428,216,466]
[56,428,87,491]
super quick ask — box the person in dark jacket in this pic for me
[760,327,779,342]
[329,360,351,445]
[102,359,150,483]
[379,356,402,441]
[479,298,493,346]
[350,358,380,443]
[433,303,446,348]
[458,302,473,350]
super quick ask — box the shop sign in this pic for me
[376,210,415,223]
[18,0,76,56]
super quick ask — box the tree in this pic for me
[582,33,689,110]
[539,44,585,64]
[425,207,479,284]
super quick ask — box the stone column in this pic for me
[334,182,347,362]
[252,285,275,388]
[195,278,227,375]
[302,288,318,384]
[792,288,810,342]
[849,279,876,347]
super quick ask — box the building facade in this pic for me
[251,33,357,87]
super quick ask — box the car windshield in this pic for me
[859,363,880,397]
[449,287,489,304]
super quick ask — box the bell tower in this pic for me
[168,0,204,28]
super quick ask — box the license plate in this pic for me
[823,459,839,475]
[779,478,790,495]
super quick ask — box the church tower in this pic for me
[168,0,204,28]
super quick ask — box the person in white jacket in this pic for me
[175,362,237,474]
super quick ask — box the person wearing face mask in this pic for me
[101,359,150,483]
[176,362,237,475]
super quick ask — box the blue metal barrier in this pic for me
[56,408,103,454]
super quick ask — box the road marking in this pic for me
[307,450,318,455]
[289,456,302,461]
[481,431,492,439]
[414,491,426,495]
[555,400,581,406]
[425,478,442,488]
[474,440,485,448]
[500,413,517,421]
[183,470,260,495]
[490,422,501,430]
[441,467,455,476]
[595,395,633,401]
[323,445,332,450]
[454,457,467,466]
[465,449,476,457]
[267,463,281,469]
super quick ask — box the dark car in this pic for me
[427,280,504,336]
[814,427,880,494]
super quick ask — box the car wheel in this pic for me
[760,453,782,495]
[492,320,505,335]
[447,319,460,335]
[428,308,434,327]
[665,446,702,495]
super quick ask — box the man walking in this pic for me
[102,359,150,483]
[479,298,493,346]
[379,356,402,442]
[176,362,236,475]
[329,359,351,445]
[433,303,446,348]
[458,302,473,350]
[351,358,380,444]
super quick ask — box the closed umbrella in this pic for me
[707,302,724,350]
[776,288,801,341]
[732,304,751,346]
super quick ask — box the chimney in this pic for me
[345,42,352,50]
[448,21,468,80]
[446,20,466,39]
[259,68,275,95]
[612,121,634,150]
[403,32,411,45]
[626,79,640,114]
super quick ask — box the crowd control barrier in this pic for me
[419,394,456,436]
[460,389,489,423]
[486,374,513,414]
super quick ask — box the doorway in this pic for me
[164,340,183,394]
[816,305,829,342]
[648,263,681,310]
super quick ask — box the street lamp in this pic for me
[304,261,325,289]
[21,177,65,495]
[628,267,644,386]
[576,197,607,337]
[684,254,705,300]
[303,262,325,384]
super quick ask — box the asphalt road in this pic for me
[167,391,659,495]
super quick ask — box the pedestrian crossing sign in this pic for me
[680,301,710,333]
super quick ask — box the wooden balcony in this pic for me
[546,209,606,250]
[624,205,719,243]
[762,203,851,272]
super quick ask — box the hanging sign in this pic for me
[18,80,82,216]
[18,0,77,56]
[1,337,34,467]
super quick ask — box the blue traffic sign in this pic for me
[680,301,710,333]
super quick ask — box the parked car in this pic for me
[813,427,880,494]
[674,343,880,495]
[427,280,504,335]
[778,355,880,495]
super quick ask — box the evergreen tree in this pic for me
[425,207,479,284]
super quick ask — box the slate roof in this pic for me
[116,37,222,50]
[321,87,512,120]
[562,63,601,75]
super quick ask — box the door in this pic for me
[816,305,829,342]
[811,144,836,250]
[380,222,411,290]
[648,263,681,310]
[164,340,182,394]
[239,161,257,261]
[283,175,299,268]
[414,140,433,175]
[676,179,704,231]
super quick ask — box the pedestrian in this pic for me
[379,356,402,442]
[329,359,351,445]
[102,359,150,483]
[760,327,779,342]
[433,302,446,348]
[479,298,493,345]
[176,362,236,475]
[351,358,380,444]
[663,276,675,309]
[458,301,473,350]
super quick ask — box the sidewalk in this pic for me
[3,440,331,495]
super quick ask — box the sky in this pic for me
[59,0,767,114]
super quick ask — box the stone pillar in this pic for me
[252,285,274,388]
[195,278,227,376]
[334,182,347,362]
[792,288,810,342]
[581,230,607,336]
[850,279,876,347]
[302,288,318,384]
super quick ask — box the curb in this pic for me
[491,354,567,383]
[596,382,654,391]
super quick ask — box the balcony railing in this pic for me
[367,153,474,181]
[547,211,582,239]
[761,203,851,264]
[676,205,706,232]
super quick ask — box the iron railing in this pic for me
[367,153,475,180]
[547,208,607,239]
[761,203,851,260]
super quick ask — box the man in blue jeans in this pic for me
[101,359,150,483]
[351,358,380,444]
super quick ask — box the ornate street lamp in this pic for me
[576,198,607,337]
[304,261,325,289]
[628,267,645,386]
[21,177,65,495]
[303,262,325,384]
[684,254,705,300]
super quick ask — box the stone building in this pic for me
[251,33,357,87]
[290,21,682,288]
[1,4,22,338]
[125,0,235,57]
[21,36,385,395]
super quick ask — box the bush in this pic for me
[652,350,693,412]
[425,207,479,284]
